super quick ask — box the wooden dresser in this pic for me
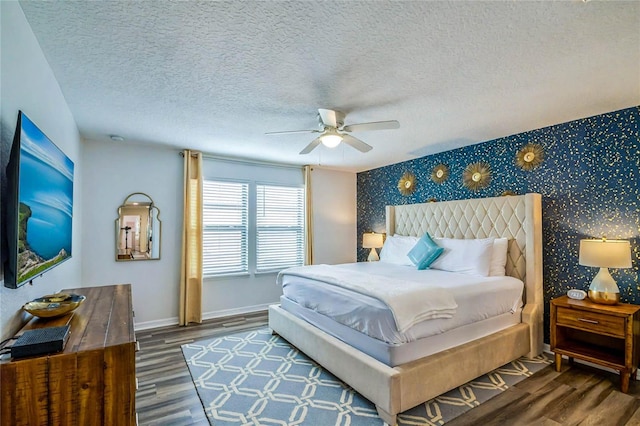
[0,284,137,425]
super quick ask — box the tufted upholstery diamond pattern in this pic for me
[388,195,532,282]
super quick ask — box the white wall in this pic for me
[310,167,357,264]
[80,139,182,329]
[0,1,83,340]
[81,144,357,329]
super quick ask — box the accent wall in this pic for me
[357,106,639,341]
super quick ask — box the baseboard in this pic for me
[202,303,271,321]
[133,303,272,331]
[543,343,640,380]
[134,317,179,331]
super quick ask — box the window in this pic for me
[256,185,305,272]
[202,180,304,277]
[202,181,249,276]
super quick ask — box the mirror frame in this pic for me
[115,192,161,261]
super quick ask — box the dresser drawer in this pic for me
[556,306,625,337]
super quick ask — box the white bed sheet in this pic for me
[280,262,523,344]
[280,297,522,367]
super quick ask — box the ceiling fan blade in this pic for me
[342,120,400,133]
[299,137,322,155]
[342,134,373,153]
[265,129,320,136]
[318,109,338,128]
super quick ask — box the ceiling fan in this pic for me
[266,109,400,154]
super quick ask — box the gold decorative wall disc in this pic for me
[515,143,544,171]
[463,162,491,191]
[398,172,417,196]
[431,164,449,184]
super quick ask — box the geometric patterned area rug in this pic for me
[182,328,551,425]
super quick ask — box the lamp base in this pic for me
[588,267,620,305]
[367,248,379,262]
[588,290,620,305]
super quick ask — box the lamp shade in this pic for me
[579,239,632,269]
[363,233,384,249]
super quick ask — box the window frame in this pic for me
[255,182,306,274]
[202,177,305,279]
[202,179,250,278]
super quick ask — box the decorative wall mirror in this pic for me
[115,193,161,261]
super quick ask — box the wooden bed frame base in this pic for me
[270,305,530,425]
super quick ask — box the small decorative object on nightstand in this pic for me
[567,289,586,300]
[551,295,640,393]
[579,237,632,305]
[363,232,384,262]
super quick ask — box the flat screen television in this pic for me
[3,111,74,289]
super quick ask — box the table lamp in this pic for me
[363,232,384,262]
[579,238,632,305]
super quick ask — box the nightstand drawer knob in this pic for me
[578,318,599,324]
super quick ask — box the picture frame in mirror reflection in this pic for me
[115,192,161,261]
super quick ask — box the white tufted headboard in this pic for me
[386,193,543,356]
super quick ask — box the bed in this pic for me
[269,193,543,425]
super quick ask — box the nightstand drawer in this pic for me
[556,306,625,337]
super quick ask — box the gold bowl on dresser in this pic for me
[22,293,86,318]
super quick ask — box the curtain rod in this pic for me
[179,149,304,170]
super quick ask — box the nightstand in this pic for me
[551,295,640,393]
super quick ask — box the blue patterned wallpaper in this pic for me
[357,106,639,341]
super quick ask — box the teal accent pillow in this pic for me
[408,233,444,270]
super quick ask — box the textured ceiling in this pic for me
[18,1,640,172]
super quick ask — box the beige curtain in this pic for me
[179,150,203,326]
[304,165,314,265]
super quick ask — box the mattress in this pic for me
[280,262,524,344]
[280,296,522,367]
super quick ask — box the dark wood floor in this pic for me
[135,313,640,425]
[135,311,269,425]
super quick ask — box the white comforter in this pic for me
[277,264,457,333]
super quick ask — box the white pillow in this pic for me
[379,235,419,266]
[489,238,509,277]
[430,237,495,276]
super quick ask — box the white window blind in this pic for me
[256,184,305,272]
[202,180,249,276]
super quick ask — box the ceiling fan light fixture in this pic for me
[266,108,399,154]
[320,131,343,148]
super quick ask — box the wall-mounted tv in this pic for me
[3,111,74,289]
